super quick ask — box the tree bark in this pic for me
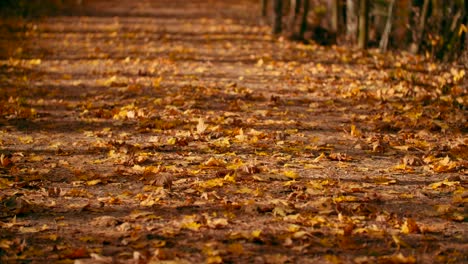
[288,0,302,32]
[463,0,468,66]
[261,0,268,18]
[410,0,429,54]
[331,0,340,33]
[298,0,309,39]
[380,0,395,52]
[346,0,357,43]
[272,0,283,34]
[358,0,369,49]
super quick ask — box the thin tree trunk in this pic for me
[331,0,340,33]
[261,0,268,17]
[346,0,357,43]
[272,0,283,34]
[410,0,429,54]
[288,0,302,32]
[358,0,369,49]
[298,0,309,39]
[380,0,395,52]
[463,0,468,66]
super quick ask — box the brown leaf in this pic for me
[0,154,13,167]
[328,152,353,162]
[402,155,423,166]
[155,173,173,190]
[196,118,208,134]
[1,194,32,216]
[63,248,88,259]
[401,218,420,234]
[90,216,119,227]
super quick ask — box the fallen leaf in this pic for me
[401,218,420,234]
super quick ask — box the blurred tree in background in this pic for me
[262,0,468,65]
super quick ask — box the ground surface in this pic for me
[0,0,467,263]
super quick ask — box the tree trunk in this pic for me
[261,0,268,18]
[288,0,302,32]
[272,0,283,34]
[358,0,369,49]
[331,0,340,33]
[391,0,411,49]
[380,0,395,52]
[346,0,357,43]
[410,0,429,54]
[463,0,468,66]
[298,0,309,39]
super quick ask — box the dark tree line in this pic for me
[261,0,468,64]
[0,0,82,17]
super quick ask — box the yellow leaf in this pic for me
[166,137,177,145]
[203,157,226,167]
[198,178,224,189]
[207,218,228,229]
[212,137,230,148]
[292,231,308,239]
[325,255,342,264]
[287,224,301,232]
[283,214,300,222]
[393,145,410,151]
[29,59,41,65]
[312,152,326,163]
[430,179,460,189]
[374,176,397,185]
[19,224,49,233]
[224,174,236,183]
[153,76,163,88]
[350,124,362,137]
[182,221,201,231]
[86,179,102,186]
[236,187,254,194]
[206,256,222,264]
[399,193,414,199]
[459,24,467,35]
[256,58,264,67]
[283,180,297,186]
[401,218,420,234]
[151,240,166,248]
[251,230,262,238]
[333,195,358,203]
[196,118,208,134]
[391,235,410,249]
[379,253,415,263]
[29,154,44,162]
[132,165,145,173]
[392,163,414,172]
[431,156,458,172]
[451,68,465,82]
[273,206,287,217]
[0,239,13,249]
[19,136,34,144]
[226,159,245,170]
[283,170,298,179]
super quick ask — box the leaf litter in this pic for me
[0,0,467,263]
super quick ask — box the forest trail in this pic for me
[0,0,466,263]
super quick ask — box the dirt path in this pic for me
[0,0,466,263]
